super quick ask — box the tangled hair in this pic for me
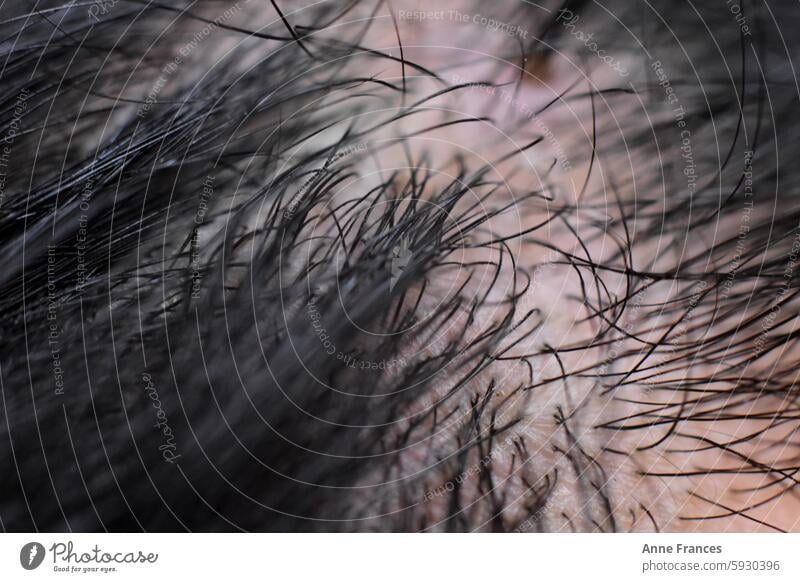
[1,0,800,532]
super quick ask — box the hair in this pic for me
[1,0,800,532]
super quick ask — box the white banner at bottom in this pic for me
[0,533,797,581]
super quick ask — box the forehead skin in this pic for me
[346,0,800,532]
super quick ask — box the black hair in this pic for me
[1,0,799,532]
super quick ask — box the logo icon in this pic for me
[390,237,412,291]
[20,542,45,570]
